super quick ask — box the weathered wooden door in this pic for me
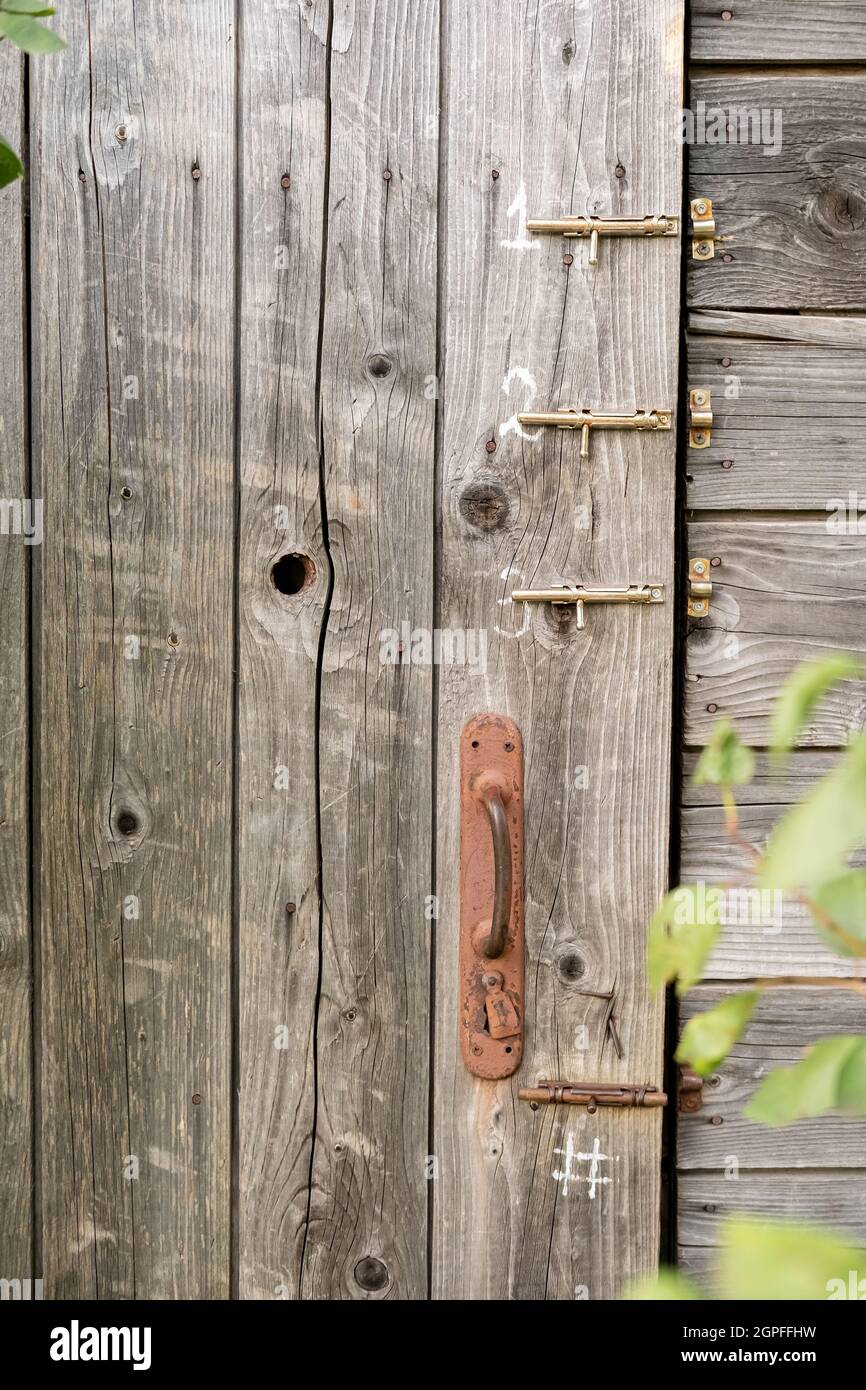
[0,0,682,1300]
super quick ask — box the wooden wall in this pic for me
[0,1,684,1301]
[678,6,866,1274]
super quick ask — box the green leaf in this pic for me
[811,870,866,957]
[692,717,754,788]
[746,1035,864,1126]
[624,1269,703,1301]
[676,991,759,1076]
[1,2,56,16]
[770,652,865,759]
[716,1218,863,1301]
[0,11,64,51]
[760,732,866,892]
[647,885,721,995]
[0,134,23,187]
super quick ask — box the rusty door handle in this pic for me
[460,715,524,1079]
[477,790,512,959]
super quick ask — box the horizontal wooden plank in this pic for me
[682,750,838,806]
[680,1172,866,1246]
[678,988,866,1168]
[691,1,866,63]
[681,803,866,978]
[686,318,866,508]
[690,310,866,349]
[687,76,866,309]
[686,522,866,747]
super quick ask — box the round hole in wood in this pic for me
[117,810,139,836]
[271,552,316,597]
[354,1255,389,1292]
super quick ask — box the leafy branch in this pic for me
[649,652,866,1122]
[0,2,64,190]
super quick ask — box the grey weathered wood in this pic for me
[679,987,866,1168]
[298,0,438,1300]
[690,310,866,350]
[32,4,234,1297]
[687,76,866,310]
[682,750,838,805]
[680,1172,866,1247]
[236,0,329,1302]
[691,0,866,63]
[0,46,31,1283]
[686,314,866,508]
[686,522,866,747]
[682,803,866,978]
[434,0,682,1300]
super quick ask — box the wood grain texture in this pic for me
[686,313,866,508]
[236,0,329,1302]
[433,0,683,1300]
[0,45,31,1282]
[686,522,866,747]
[678,988,866,1169]
[682,749,838,805]
[681,803,866,978]
[691,0,866,63]
[31,2,234,1298]
[687,76,866,309]
[680,1172,866,1247]
[298,0,438,1300]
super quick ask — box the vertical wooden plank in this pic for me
[435,0,683,1298]
[300,0,438,1299]
[236,0,329,1299]
[0,46,31,1281]
[31,1,235,1297]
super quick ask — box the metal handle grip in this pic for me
[477,791,512,959]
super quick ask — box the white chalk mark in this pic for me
[500,183,540,252]
[498,365,542,440]
[553,1135,612,1199]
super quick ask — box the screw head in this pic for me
[695,200,707,215]
[651,587,662,599]
[697,240,710,254]
[694,561,706,575]
[693,391,707,405]
[693,431,707,445]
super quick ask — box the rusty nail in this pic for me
[280,172,290,189]
[286,901,297,916]
[167,631,179,647]
[710,1113,723,1126]
[615,163,626,178]
[721,459,734,469]
[723,252,734,263]
[721,357,732,367]
[563,253,574,266]
[721,10,733,20]
[120,486,132,501]
[192,1093,202,1105]
[529,1101,539,1110]
[485,440,497,454]
[707,703,718,713]
[78,168,87,183]
[607,1015,624,1059]
[191,162,201,181]
[492,169,500,180]
[711,556,721,567]
[383,169,392,181]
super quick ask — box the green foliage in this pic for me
[0,4,63,53]
[717,1219,863,1301]
[626,1218,864,1301]
[647,886,720,995]
[0,3,63,189]
[675,991,759,1077]
[692,716,754,788]
[770,652,865,759]
[811,870,866,956]
[747,1036,866,1126]
[759,732,866,894]
[0,134,23,187]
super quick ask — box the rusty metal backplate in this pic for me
[460,714,524,1079]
